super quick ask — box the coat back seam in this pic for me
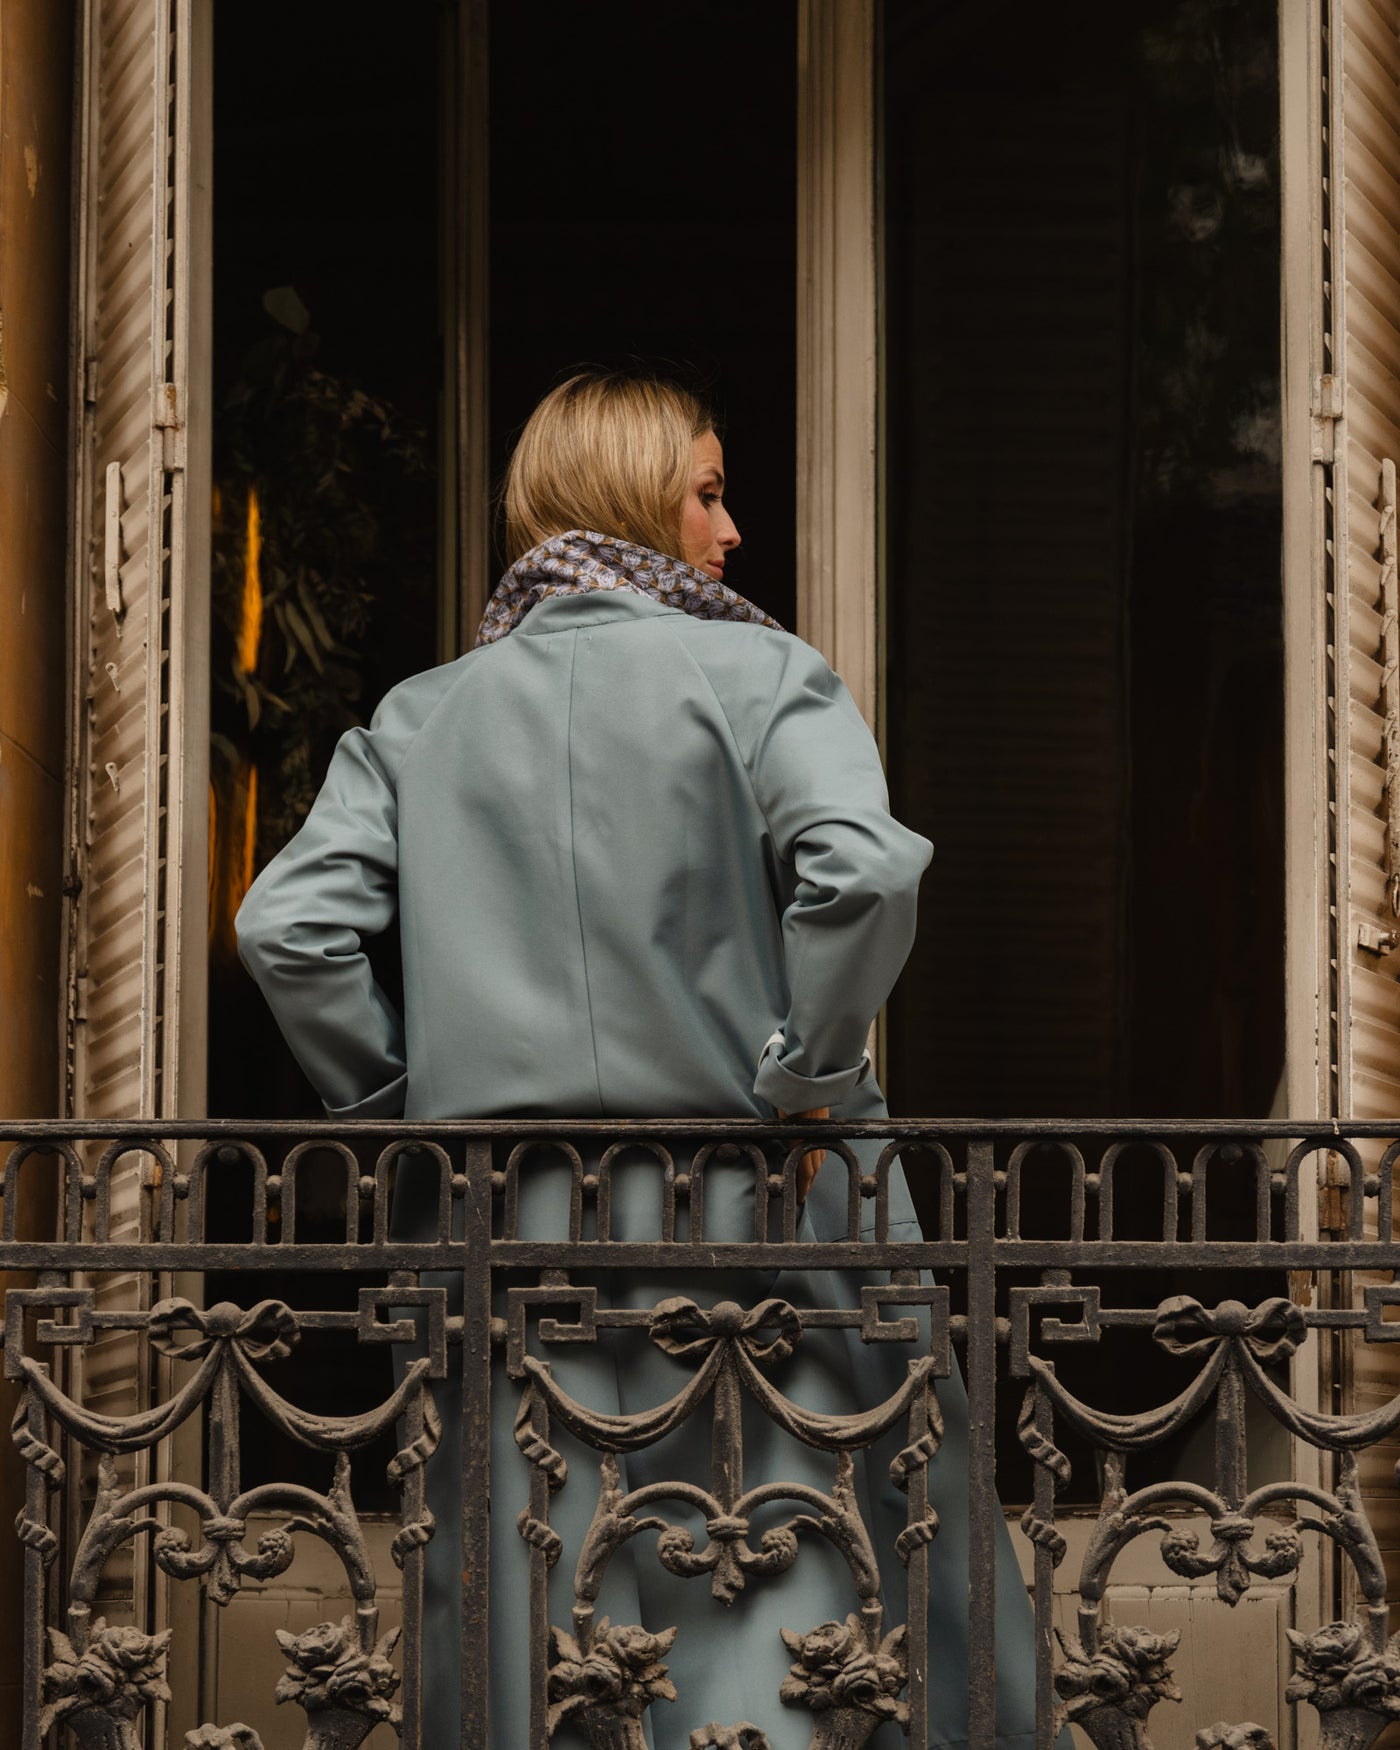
[657,620,790,866]
[392,645,492,791]
[564,630,607,1116]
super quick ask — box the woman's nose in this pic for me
[720,513,741,551]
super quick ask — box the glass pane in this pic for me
[204,6,446,1503]
[207,4,442,1124]
[881,0,1284,1125]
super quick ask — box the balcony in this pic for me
[2,1117,1398,1750]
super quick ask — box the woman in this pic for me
[236,371,1039,1748]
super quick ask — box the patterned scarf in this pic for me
[474,529,784,647]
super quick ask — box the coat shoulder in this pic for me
[363,647,491,773]
[657,617,844,756]
[373,647,483,733]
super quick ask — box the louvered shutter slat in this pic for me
[71,0,197,1123]
[1330,0,1400,1613]
[61,0,204,1661]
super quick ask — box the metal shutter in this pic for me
[62,0,208,1645]
[1321,0,1400,1607]
[1334,0,1400,1120]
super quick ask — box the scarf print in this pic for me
[474,529,784,647]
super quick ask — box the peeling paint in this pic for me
[26,885,44,900]
[24,144,39,196]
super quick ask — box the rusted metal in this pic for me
[5,1118,1400,1749]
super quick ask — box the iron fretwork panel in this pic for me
[3,1121,1400,1750]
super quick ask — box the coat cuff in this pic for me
[324,1070,408,1121]
[753,1029,872,1111]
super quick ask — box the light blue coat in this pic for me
[236,588,1039,1749]
[237,587,931,1125]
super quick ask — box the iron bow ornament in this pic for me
[1152,1297,1307,1365]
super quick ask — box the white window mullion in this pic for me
[796,0,879,732]
[444,0,490,658]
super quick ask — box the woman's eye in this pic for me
[700,491,720,508]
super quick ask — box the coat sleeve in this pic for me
[746,640,933,1112]
[234,680,434,1118]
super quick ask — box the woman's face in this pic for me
[679,431,741,581]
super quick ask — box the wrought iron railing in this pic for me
[4,1118,1400,1750]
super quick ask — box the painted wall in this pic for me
[0,0,74,1736]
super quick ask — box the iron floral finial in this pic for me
[778,1612,909,1749]
[273,1615,402,1750]
[1053,1622,1182,1750]
[547,1616,678,1749]
[1195,1723,1275,1750]
[40,1619,173,1750]
[184,1726,266,1749]
[1286,1620,1400,1750]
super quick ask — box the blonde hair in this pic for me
[502,370,714,565]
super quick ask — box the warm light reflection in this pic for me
[209,761,259,959]
[241,763,258,904]
[238,485,263,673]
[208,780,218,938]
[210,484,266,959]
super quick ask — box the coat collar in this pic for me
[513,587,687,635]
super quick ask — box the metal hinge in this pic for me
[1357,919,1398,956]
[1319,1152,1348,1235]
[61,851,82,901]
[153,381,184,472]
[83,357,99,406]
[1312,374,1343,464]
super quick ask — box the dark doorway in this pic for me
[208,1,799,1128]
[204,3,800,1492]
[488,0,798,629]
